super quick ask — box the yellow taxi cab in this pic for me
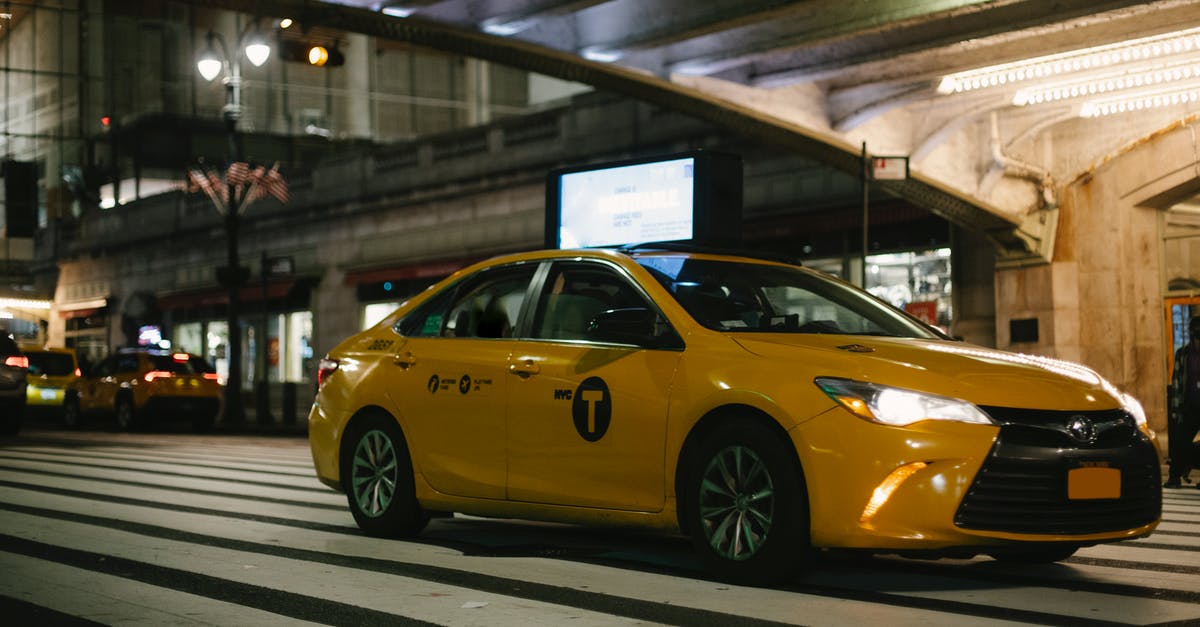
[308,246,1161,583]
[65,347,223,431]
[20,344,81,419]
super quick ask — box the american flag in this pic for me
[188,167,227,214]
[188,161,288,215]
[260,162,290,204]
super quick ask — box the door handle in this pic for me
[393,352,417,369]
[508,358,540,378]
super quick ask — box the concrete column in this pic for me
[342,33,372,138]
[950,225,996,346]
[995,126,1176,431]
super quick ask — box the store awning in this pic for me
[158,278,313,310]
[57,297,109,320]
[343,255,483,285]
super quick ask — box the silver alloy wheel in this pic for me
[698,444,775,561]
[352,429,399,518]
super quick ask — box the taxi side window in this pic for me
[396,265,535,339]
[531,262,652,341]
[92,357,114,377]
[117,355,140,373]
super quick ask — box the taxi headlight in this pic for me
[1119,391,1148,430]
[815,377,994,427]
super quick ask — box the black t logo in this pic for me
[572,377,611,442]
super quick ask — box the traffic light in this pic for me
[278,39,344,67]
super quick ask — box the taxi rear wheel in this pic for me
[63,394,81,428]
[115,397,138,431]
[685,418,811,584]
[343,414,428,537]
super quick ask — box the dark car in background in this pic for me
[0,332,28,435]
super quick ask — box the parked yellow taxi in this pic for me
[21,344,80,419]
[308,246,1161,583]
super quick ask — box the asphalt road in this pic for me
[0,424,1198,626]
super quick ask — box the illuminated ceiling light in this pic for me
[938,26,1200,95]
[381,5,415,18]
[0,298,52,310]
[582,47,621,63]
[1079,84,1200,117]
[279,18,293,29]
[1011,56,1200,106]
[482,19,530,36]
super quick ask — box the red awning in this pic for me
[158,279,302,310]
[60,307,103,320]
[343,256,483,285]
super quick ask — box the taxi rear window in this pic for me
[149,354,216,374]
[27,352,76,376]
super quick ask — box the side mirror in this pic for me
[587,307,683,350]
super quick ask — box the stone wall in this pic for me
[995,119,1200,432]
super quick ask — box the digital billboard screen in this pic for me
[546,151,742,249]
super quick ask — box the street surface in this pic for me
[0,426,1197,626]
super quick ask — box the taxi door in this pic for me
[505,260,683,511]
[80,354,123,412]
[385,263,537,501]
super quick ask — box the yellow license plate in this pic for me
[1068,466,1121,500]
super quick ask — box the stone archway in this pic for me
[995,115,1200,432]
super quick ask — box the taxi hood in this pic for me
[731,334,1123,412]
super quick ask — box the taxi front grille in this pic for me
[954,415,1161,535]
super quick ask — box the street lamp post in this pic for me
[197,24,270,424]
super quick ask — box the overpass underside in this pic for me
[184,0,1052,265]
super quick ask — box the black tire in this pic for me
[63,394,82,429]
[685,418,811,584]
[342,413,428,537]
[989,546,1078,564]
[115,396,138,431]
[0,400,22,435]
[193,412,216,433]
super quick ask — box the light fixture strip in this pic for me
[939,26,1200,94]
[1012,56,1200,106]
[1079,83,1200,117]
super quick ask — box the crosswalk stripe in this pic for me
[3,434,1199,626]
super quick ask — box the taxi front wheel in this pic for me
[343,414,428,537]
[685,418,811,584]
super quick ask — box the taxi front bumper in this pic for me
[793,406,1161,551]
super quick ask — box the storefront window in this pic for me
[363,302,402,329]
[175,322,204,356]
[864,248,953,329]
[206,321,230,385]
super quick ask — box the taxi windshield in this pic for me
[635,256,938,338]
